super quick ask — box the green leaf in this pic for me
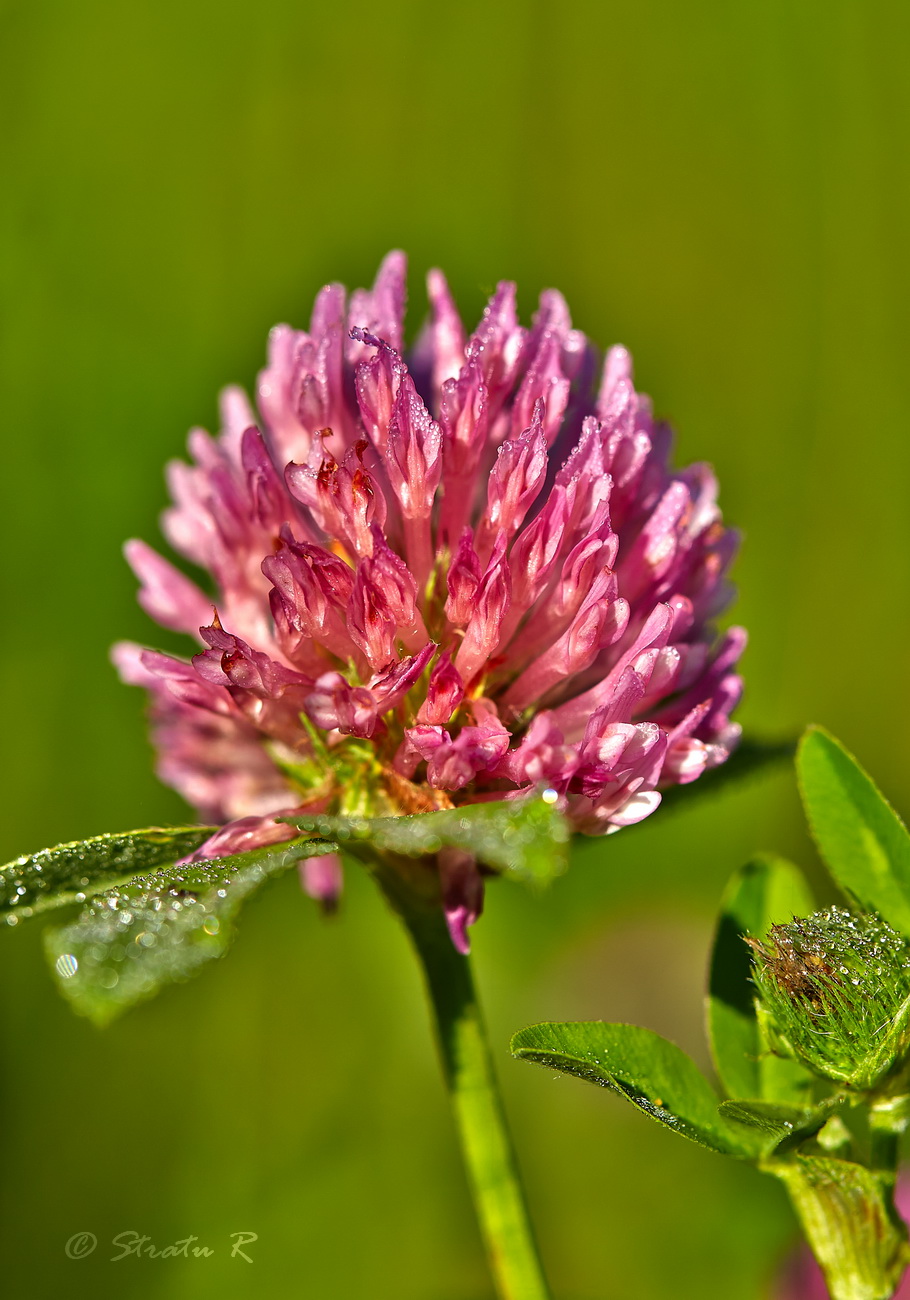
[286,794,568,887]
[510,1021,759,1157]
[708,854,815,1103]
[719,1099,811,1138]
[798,726,910,935]
[658,736,796,815]
[0,826,216,922]
[718,1099,838,1157]
[721,1095,851,1156]
[44,837,338,1024]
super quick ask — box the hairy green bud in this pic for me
[749,907,910,1090]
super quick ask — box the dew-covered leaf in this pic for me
[708,855,815,1104]
[0,826,216,923]
[286,794,568,887]
[510,1021,760,1157]
[798,726,910,936]
[45,837,338,1024]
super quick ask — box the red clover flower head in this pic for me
[114,253,745,950]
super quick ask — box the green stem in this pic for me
[770,1155,909,1300]
[869,1098,908,1176]
[391,889,552,1300]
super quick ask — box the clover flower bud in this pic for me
[749,907,910,1090]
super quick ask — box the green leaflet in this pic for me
[45,837,338,1024]
[17,793,569,1024]
[718,1099,843,1157]
[0,826,215,920]
[798,726,910,936]
[707,854,815,1104]
[286,793,568,887]
[510,1021,761,1158]
[719,1099,813,1139]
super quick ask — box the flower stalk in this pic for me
[378,859,551,1300]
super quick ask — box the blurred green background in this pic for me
[1,0,908,1295]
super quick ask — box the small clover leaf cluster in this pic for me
[513,726,910,1300]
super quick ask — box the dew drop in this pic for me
[55,953,79,979]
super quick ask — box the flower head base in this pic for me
[115,252,744,949]
[749,908,910,1090]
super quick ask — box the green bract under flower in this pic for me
[749,907,910,1091]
